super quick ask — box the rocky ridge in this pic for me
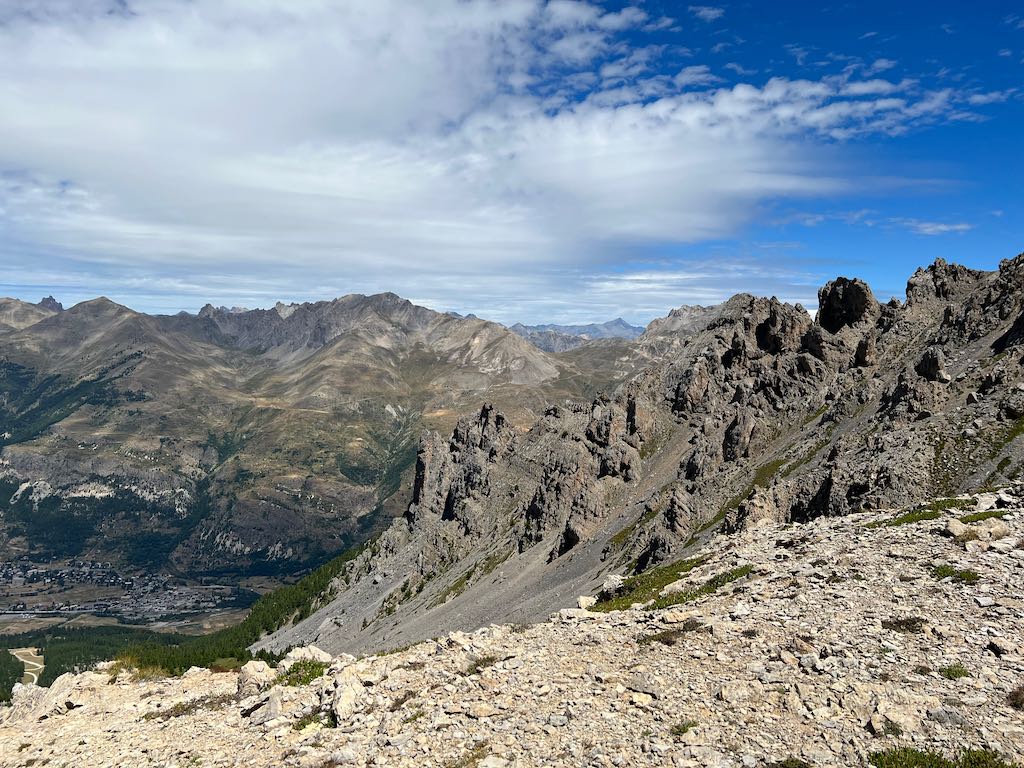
[260,255,1024,657]
[2,488,1023,767]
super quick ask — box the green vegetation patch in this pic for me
[868,748,1017,768]
[868,498,974,529]
[276,659,329,686]
[594,557,752,613]
[670,720,698,738]
[939,663,970,680]
[429,566,477,608]
[932,565,981,584]
[609,505,661,549]
[0,625,183,688]
[719,459,789,519]
[959,510,1007,524]
[445,742,490,768]
[465,654,501,676]
[651,565,753,611]
[592,556,706,612]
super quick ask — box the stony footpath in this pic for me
[2,490,1023,768]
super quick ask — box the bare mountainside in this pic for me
[3,488,1022,767]
[0,293,632,585]
[259,255,1024,656]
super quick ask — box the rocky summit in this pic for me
[2,487,1023,767]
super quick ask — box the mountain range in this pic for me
[3,254,1024,644]
[0,293,648,582]
[508,318,645,352]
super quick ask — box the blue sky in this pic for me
[0,0,1021,324]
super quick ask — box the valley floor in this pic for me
[1,491,1023,767]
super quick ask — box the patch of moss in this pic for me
[958,510,1006,524]
[932,565,980,585]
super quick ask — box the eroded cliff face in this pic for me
[261,255,1024,657]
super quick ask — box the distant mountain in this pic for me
[0,297,62,332]
[0,292,627,585]
[509,317,644,352]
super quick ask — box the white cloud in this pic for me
[967,89,1016,105]
[867,58,897,74]
[0,0,1000,320]
[673,64,722,88]
[896,219,973,236]
[688,6,725,23]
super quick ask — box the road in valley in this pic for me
[10,648,43,685]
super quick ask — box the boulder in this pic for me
[238,660,277,698]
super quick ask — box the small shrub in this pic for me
[466,654,500,676]
[670,720,698,738]
[939,663,969,680]
[275,659,328,687]
[882,617,926,634]
[292,710,336,731]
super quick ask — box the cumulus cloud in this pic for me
[0,0,1002,320]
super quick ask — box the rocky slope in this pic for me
[2,489,1022,767]
[260,255,1024,656]
[0,293,621,581]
